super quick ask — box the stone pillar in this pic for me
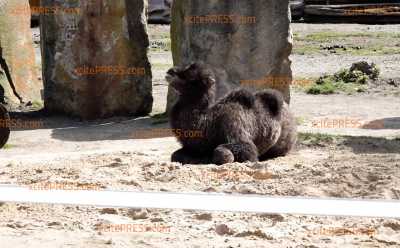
[168,0,293,112]
[40,0,153,119]
[0,0,41,106]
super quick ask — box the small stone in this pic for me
[250,170,276,180]
[215,224,233,236]
[238,185,257,194]
[6,222,26,229]
[350,61,380,79]
[48,221,62,227]
[99,208,118,215]
[107,162,123,168]
[259,214,284,222]
[203,187,217,192]
[384,222,400,231]
[127,208,148,220]
[150,217,164,222]
[234,229,273,240]
[194,213,212,221]
[156,174,175,182]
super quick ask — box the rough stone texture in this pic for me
[41,0,153,119]
[167,0,293,112]
[0,0,41,106]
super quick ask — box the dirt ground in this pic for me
[0,23,400,247]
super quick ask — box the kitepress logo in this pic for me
[74,65,146,76]
[0,119,44,129]
[199,168,277,183]
[28,182,102,191]
[0,1,79,15]
[131,128,204,139]
[311,117,385,129]
[185,14,257,25]
[240,76,314,88]
[96,223,171,233]
[9,4,80,16]
[309,227,376,236]
[344,7,395,16]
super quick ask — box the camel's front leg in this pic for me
[171,148,210,165]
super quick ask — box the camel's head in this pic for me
[166,62,216,96]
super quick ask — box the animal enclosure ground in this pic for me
[0,23,399,247]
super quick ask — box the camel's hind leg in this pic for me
[259,145,287,160]
[212,141,258,165]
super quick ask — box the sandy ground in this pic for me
[0,23,399,247]
[291,23,400,78]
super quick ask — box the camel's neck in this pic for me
[186,93,215,109]
[180,86,216,109]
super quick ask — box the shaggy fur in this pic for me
[167,62,297,165]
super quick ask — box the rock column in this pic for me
[0,0,41,106]
[168,0,293,111]
[41,0,153,119]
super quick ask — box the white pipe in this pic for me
[0,185,399,218]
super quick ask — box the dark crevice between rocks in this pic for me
[0,47,24,105]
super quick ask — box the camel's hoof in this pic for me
[212,146,234,165]
[171,150,185,163]
[0,104,10,149]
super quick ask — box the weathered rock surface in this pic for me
[0,0,41,106]
[167,0,293,112]
[41,0,153,119]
